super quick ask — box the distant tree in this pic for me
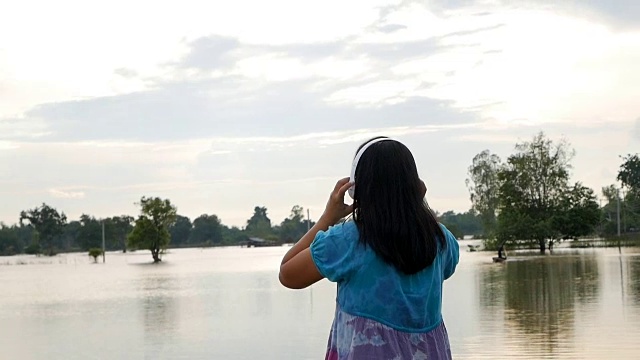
[466,150,502,239]
[553,183,600,246]
[127,197,177,263]
[107,215,134,252]
[169,215,192,247]
[19,203,67,256]
[221,225,246,245]
[61,220,82,251]
[245,206,273,238]
[190,214,223,246]
[88,248,103,263]
[496,132,576,253]
[0,225,21,256]
[15,224,35,253]
[438,210,483,239]
[77,214,102,250]
[602,184,619,204]
[278,205,313,243]
[618,154,640,192]
[617,154,640,233]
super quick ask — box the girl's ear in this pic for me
[420,179,427,198]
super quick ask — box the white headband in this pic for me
[348,137,396,199]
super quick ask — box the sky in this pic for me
[1,0,639,227]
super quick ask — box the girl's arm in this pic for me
[279,178,353,289]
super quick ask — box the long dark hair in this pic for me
[352,136,445,275]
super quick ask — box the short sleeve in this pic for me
[310,222,360,283]
[440,224,460,280]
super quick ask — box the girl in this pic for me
[279,137,459,359]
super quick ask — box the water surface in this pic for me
[1,246,639,359]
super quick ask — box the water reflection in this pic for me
[1,247,639,359]
[139,272,179,347]
[628,255,640,304]
[478,252,600,356]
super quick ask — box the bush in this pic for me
[88,248,103,262]
[24,243,41,255]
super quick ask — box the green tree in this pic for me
[617,154,640,233]
[19,203,67,256]
[600,185,619,236]
[169,215,192,247]
[189,214,223,246]
[278,205,313,243]
[127,197,177,263]
[496,132,575,253]
[0,224,22,256]
[77,214,102,250]
[88,248,103,263]
[553,183,600,245]
[466,150,502,239]
[61,220,82,251]
[106,215,134,252]
[245,206,273,238]
[438,210,483,239]
[221,225,246,245]
[618,154,640,192]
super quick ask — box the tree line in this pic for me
[466,131,639,253]
[0,201,315,259]
[2,131,637,259]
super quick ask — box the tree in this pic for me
[617,154,640,233]
[0,225,22,256]
[169,215,192,247]
[88,248,103,263]
[245,206,273,238]
[107,215,134,252]
[127,197,177,263]
[19,203,67,256]
[61,220,82,251]
[189,214,223,246]
[77,214,102,250]
[438,210,483,239]
[496,132,576,253]
[553,183,600,244]
[221,225,246,245]
[600,185,620,236]
[618,154,640,192]
[466,150,502,239]
[278,205,312,243]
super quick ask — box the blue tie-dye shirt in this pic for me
[310,221,459,333]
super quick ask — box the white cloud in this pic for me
[49,189,85,199]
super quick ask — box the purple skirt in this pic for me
[325,307,452,360]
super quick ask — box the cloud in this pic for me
[376,24,408,33]
[114,68,138,78]
[49,189,85,199]
[178,36,240,70]
[13,73,478,142]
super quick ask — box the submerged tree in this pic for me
[616,154,640,232]
[88,248,103,263]
[495,132,598,253]
[19,203,67,256]
[127,197,177,263]
[466,150,502,240]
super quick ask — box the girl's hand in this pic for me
[321,177,354,225]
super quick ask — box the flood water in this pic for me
[1,245,639,359]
